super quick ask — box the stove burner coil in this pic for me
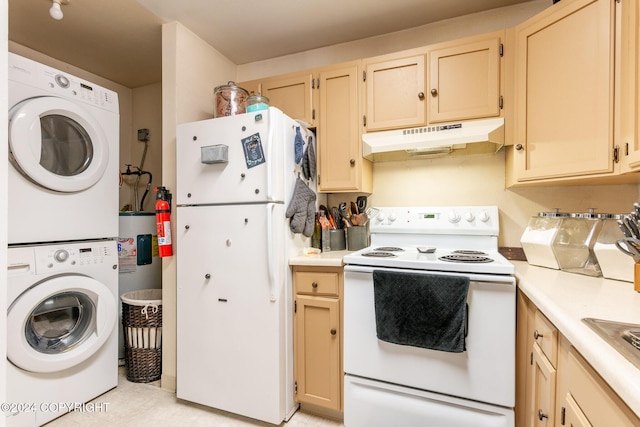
[452,250,488,255]
[362,251,398,258]
[439,254,494,263]
[373,247,405,252]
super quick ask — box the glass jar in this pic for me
[594,214,634,282]
[520,211,568,269]
[551,211,606,276]
[246,95,270,112]
[213,81,248,118]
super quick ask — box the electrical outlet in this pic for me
[137,128,150,142]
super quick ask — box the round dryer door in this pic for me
[8,96,110,193]
[7,275,116,373]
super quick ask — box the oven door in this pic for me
[344,265,516,408]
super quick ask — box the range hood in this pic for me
[362,117,505,162]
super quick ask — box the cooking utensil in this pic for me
[356,196,367,214]
[618,218,633,238]
[331,207,342,229]
[616,238,640,262]
[625,216,640,239]
[339,202,352,226]
[350,201,359,216]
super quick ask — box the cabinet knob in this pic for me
[418,91,425,100]
[430,88,438,96]
[537,409,549,421]
[533,330,544,340]
[350,159,356,166]
[185,225,190,230]
[330,328,337,336]
[515,143,524,151]
[205,273,211,280]
[312,281,318,289]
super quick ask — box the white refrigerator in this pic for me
[175,108,313,424]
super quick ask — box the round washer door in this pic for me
[8,96,110,193]
[7,275,117,373]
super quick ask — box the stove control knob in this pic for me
[465,212,475,222]
[376,212,386,223]
[479,211,491,222]
[388,213,397,223]
[448,211,461,223]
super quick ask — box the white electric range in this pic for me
[343,206,516,427]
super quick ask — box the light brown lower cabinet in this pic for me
[517,291,640,427]
[292,266,343,415]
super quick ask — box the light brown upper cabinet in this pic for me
[508,0,618,184]
[619,0,640,173]
[260,71,317,127]
[317,61,372,193]
[363,49,427,131]
[427,32,503,124]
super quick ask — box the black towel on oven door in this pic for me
[373,270,469,353]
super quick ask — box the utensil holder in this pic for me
[321,229,346,251]
[347,226,369,251]
[635,262,640,292]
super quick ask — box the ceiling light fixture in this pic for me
[49,0,69,21]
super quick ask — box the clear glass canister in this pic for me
[594,214,634,282]
[246,95,270,112]
[520,211,568,269]
[213,81,248,118]
[551,212,606,276]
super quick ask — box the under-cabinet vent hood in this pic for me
[362,117,505,162]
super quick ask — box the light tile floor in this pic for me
[46,368,344,427]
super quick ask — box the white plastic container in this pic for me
[520,212,566,269]
[594,215,634,282]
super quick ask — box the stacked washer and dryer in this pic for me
[6,53,120,427]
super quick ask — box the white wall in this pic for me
[160,21,237,391]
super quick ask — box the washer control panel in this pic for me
[34,242,116,274]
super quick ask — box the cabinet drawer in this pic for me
[533,311,558,367]
[295,271,339,296]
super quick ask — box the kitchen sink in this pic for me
[582,318,640,370]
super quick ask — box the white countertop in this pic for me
[515,261,640,417]
[289,250,350,267]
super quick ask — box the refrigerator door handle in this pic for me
[267,203,277,302]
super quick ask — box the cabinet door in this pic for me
[531,344,556,427]
[620,0,640,171]
[294,295,341,411]
[262,72,315,126]
[563,394,594,427]
[364,53,426,131]
[317,61,372,193]
[513,0,616,181]
[428,36,501,123]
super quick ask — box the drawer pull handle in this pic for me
[330,328,337,336]
[312,282,318,289]
[538,409,548,421]
[533,330,544,340]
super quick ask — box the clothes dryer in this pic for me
[8,53,119,244]
[6,240,119,427]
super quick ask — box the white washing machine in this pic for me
[8,52,119,245]
[6,240,119,427]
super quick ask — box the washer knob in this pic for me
[54,249,69,263]
[447,211,461,223]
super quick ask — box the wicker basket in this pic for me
[121,289,162,383]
